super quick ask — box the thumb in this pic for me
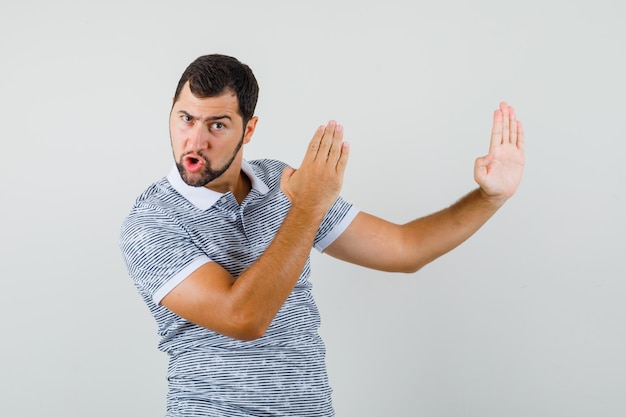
[473,154,491,184]
[474,154,492,170]
[281,166,296,185]
[280,166,297,199]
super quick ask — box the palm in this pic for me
[474,102,525,201]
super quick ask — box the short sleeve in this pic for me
[120,205,211,305]
[313,196,359,252]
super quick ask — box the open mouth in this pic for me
[183,154,205,173]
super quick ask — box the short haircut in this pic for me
[173,54,259,123]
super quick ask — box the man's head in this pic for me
[173,54,259,124]
[170,54,259,188]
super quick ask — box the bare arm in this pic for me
[161,121,349,341]
[325,102,525,273]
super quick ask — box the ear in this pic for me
[243,116,259,145]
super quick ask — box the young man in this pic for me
[120,54,524,416]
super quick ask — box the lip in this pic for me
[183,154,205,173]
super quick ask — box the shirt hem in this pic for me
[314,206,360,252]
[153,256,212,304]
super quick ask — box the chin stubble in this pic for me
[177,134,245,187]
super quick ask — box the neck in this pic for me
[204,160,251,205]
[233,171,252,204]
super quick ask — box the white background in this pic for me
[1,1,624,416]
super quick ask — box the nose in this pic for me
[186,124,209,150]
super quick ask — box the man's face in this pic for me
[169,82,256,187]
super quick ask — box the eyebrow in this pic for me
[178,110,232,123]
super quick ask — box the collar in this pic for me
[166,159,270,210]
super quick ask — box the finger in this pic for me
[490,108,503,149]
[279,166,296,198]
[474,153,488,172]
[516,120,525,151]
[473,154,490,186]
[335,141,350,175]
[304,125,326,163]
[508,105,518,145]
[314,120,337,163]
[326,123,344,166]
[500,102,510,144]
[281,166,295,181]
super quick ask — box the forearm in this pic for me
[328,102,524,275]
[232,119,347,326]
[162,205,331,341]
[325,188,504,273]
[400,101,523,272]
[161,121,349,340]
[228,206,325,336]
[398,188,504,271]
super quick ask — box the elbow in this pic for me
[197,317,267,342]
[398,264,424,274]
[227,311,270,341]
[395,249,439,274]
[393,256,434,274]
[389,251,427,274]
[234,325,267,342]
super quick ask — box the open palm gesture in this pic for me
[474,102,525,202]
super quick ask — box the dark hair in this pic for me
[173,54,259,123]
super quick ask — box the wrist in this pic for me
[476,187,508,208]
[287,204,327,227]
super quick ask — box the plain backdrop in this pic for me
[1,1,624,416]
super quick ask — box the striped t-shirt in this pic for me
[120,158,359,416]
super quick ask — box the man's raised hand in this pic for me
[281,120,350,217]
[474,102,525,204]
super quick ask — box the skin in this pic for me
[169,82,258,201]
[163,82,349,340]
[162,90,525,341]
[325,102,525,272]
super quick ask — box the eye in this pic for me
[181,114,193,123]
[211,122,226,130]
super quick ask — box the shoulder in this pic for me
[248,158,290,174]
[247,159,290,190]
[120,177,190,238]
[133,176,184,209]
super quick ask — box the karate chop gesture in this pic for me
[281,120,350,218]
[474,102,525,203]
